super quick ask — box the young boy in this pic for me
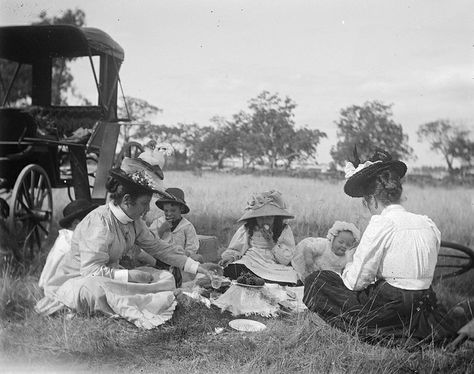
[150,188,202,262]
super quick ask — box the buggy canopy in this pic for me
[0,25,124,63]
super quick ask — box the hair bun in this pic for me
[105,176,119,193]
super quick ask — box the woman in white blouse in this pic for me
[303,148,458,346]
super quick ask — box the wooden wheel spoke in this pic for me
[34,174,45,205]
[36,221,49,236]
[16,197,34,216]
[20,180,33,208]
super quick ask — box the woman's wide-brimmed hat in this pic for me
[237,190,294,222]
[155,187,190,214]
[59,198,99,228]
[109,156,170,196]
[343,147,407,198]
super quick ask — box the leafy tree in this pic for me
[330,101,413,166]
[118,96,162,144]
[192,116,241,168]
[232,91,327,168]
[0,9,86,105]
[417,120,474,173]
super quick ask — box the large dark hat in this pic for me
[343,147,407,198]
[155,188,190,214]
[59,199,98,228]
[109,156,167,196]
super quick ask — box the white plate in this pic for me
[229,319,266,332]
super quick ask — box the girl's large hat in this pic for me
[155,188,190,214]
[59,199,98,228]
[343,147,407,198]
[237,190,294,222]
[109,156,170,196]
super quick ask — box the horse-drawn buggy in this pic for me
[0,25,124,259]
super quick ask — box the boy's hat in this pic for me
[343,147,407,198]
[59,199,98,228]
[109,156,171,197]
[155,188,190,214]
[238,190,293,222]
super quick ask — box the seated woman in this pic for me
[292,221,360,282]
[35,156,220,329]
[303,148,459,346]
[219,190,298,286]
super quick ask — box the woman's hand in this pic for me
[218,255,235,267]
[197,263,224,278]
[128,269,153,283]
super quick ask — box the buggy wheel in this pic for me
[115,141,144,167]
[7,164,53,261]
[433,241,474,281]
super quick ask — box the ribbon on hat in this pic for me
[344,160,382,179]
[245,190,287,211]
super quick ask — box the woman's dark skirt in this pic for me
[303,270,457,346]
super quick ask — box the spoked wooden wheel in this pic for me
[433,241,474,281]
[7,164,53,260]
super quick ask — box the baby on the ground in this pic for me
[292,221,360,281]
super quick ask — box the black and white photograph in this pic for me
[1,0,473,372]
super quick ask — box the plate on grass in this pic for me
[229,319,266,332]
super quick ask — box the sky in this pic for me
[1,0,473,167]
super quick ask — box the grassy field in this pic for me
[1,171,473,373]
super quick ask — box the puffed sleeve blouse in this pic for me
[70,203,199,281]
[342,204,441,292]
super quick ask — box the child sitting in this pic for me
[292,221,360,282]
[219,190,298,286]
[149,187,202,262]
[38,199,98,294]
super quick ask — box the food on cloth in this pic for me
[236,273,265,286]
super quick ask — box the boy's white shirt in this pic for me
[150,216,200,255]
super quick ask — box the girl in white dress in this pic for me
[219,190,298,285]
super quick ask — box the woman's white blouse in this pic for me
[342,204,441,291]
[68,203,199,283]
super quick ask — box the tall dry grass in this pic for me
[1,171,473,372]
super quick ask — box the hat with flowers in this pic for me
[343,146,407,197]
